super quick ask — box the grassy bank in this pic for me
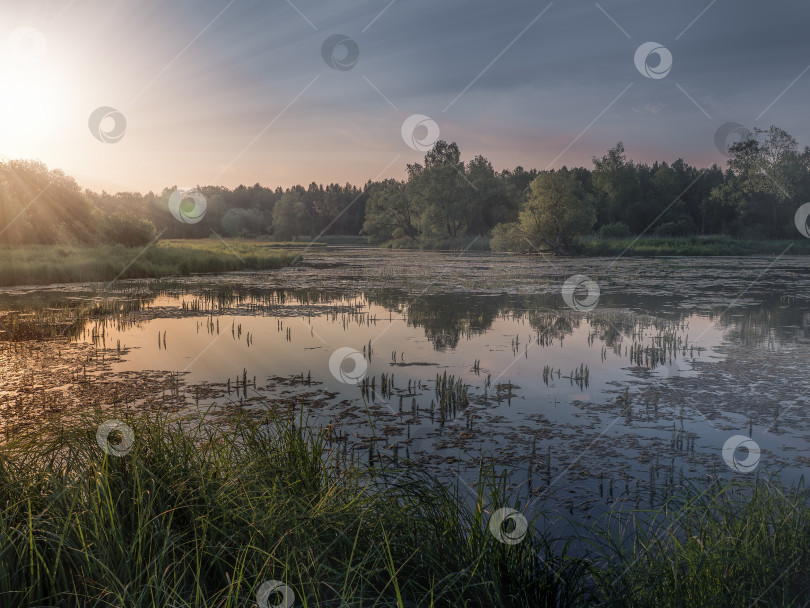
[374,235,810,256]
[1,411,808,607]
[0,240,298,287]
[574,236,810,256]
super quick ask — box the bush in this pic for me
[653,218,697,237]
[221,208,267,237]
[490,222,529,252]
[104,210,158,247]
[598,221,631,239]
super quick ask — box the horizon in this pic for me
[2,137,744,196]
[1,1,808,193]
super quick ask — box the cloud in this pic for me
[3,0,808,190]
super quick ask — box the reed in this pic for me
[0,410,583,607]
[0,411,808,606]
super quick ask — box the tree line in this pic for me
[365,125,810,253]
[0,125,807,250]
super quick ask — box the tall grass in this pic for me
[0,410,808,606]
[0,411,584,607]
[0,240,298,287]
[593,479,810,606]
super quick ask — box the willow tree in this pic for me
[518,168,595,254]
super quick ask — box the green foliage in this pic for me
[518,168,596,254]
[102,209,158,246]
[409,141,473,239]
[0,160,97,246]
[220,207,267,237]
[466,154,517,232]
[4,124,810,252]
[711,126,804,237]
[364,142,516,247]
[598,221,631,239]
[271,192,307,241]
[652,217,697,237]
[362,179,417,243]
[591,142,641,226]
[596,480,810,607]
[575,236,810,256]
[490,222,529,252]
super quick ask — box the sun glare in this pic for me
[0,58,65,157]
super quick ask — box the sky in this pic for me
[0,0,808,193]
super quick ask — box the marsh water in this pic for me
[2,248,810,523]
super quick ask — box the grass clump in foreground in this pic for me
[0,240,299,287]
[0,411,808,607]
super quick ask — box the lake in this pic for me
[2,247,809,522]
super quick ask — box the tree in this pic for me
[466,155,514,233]
[490,222,529,252]
[0,160,96,245]
[361,142,521,245]
[410,141,472,239]
[518,169,596,254]
[591,142,640,227]
[272,192,304,241]
[221,208,266,237]
[103,209,157,246]
[712,126,801,237]
[361,179,418,243]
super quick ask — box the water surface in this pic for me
[3,248,810,519]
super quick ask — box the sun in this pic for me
[0,58,66,157]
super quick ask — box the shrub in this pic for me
[104,210,158,247]
[490,222,529,252]
[598,221,631,239]
[653,218,696,237]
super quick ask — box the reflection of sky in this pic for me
[80,295,780,495]
[1,248,799,523]
[79,296,724,401]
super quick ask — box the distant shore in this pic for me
[375,235,810,256]
[1,236,807,289]
[573,236,810,256]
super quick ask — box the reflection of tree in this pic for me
[367,292,616,351]
[712,299,806,347]
[525,309,581,343]
[371,292,502,350]
[588,313,637,349]
[202,286,356,309]
[0,291,157,341]
[367,291,698,352]
[15,280,798,357]
[586,312,695,353]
